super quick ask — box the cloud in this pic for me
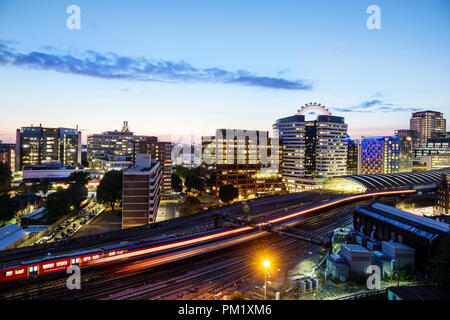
[332,96,421,114]
[0,40,312,91]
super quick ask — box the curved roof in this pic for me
[324,168,450,192]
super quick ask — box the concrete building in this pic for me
[122,154,162,229]
[326,253,350,281]
[16,125,81,170]
[417,154,450,171]
[410,110,446,145]
[135,137,173,198]
[339,244,372,277]
[202,129,281,199]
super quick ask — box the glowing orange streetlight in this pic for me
[262,260,270,300]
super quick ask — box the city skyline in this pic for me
[1,0,449,143]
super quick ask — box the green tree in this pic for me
[185,174,204,192]
[171,173,183,193]
[46,190,71,219]
[97,170,123,213]
[68,183,88,209]
[176,165,191,180]
[38,178,51,195]
[179,196,201,216]
[219,184,239,203]
[0,196,21,225]
[68,171,91,186]
[0,162,13,195]
[428,232,450,290]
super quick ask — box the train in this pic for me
[0,189,416,283]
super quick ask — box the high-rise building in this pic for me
[274,108,348,191]
[398,136,413,173]
[202,129,281,199]
[122,154,162,229]
[310,115,348,178]
[410,110,446,145]
[0,143,16,172]
[273,115,306,191]
[346,137,361,175]
[135,137,173,198]
[87,122,135,163]
[361,136,400,174]
[395,129,420,148]
[15,125,81,170]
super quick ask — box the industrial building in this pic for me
[353,202,450,272]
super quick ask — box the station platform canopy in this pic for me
[323,168,450,193]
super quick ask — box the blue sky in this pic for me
[0,0,449,143]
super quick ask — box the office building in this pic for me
[0,143,16,172]
[273,109,347,191]
[22,162,84,183]
[435,173,450,215]
[346,137,361,175]
[202,129,281,199]
[273,115,306,192]
[87,121,135,163]
[15,125,81,170]
[413,137,450,160]
[410,110,446,145]
[361,136,400,174]
[122,154,162,229]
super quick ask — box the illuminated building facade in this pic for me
[273,115,306,192]
[135,137,173,198]
[410,110,446,145]
[202,129,281,199]
[361,136,400,174]
[0,143,16,172]
[346,137,361,175]
[122,154,162,229]
[87,122,135,164]
[306,115,348,178]
[16,125,81,171]
[435,173,450,215]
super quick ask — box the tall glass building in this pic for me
[15,125,81,170]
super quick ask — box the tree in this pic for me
[171,173,183,193]
[219,184,239,203]
[46,190,71,219]
[68,183,88,209]
[68,171,91,186]
[38,178,51,195]
[185,174,204,192]
[0,195,21,225]
[0,162,12,195]
[176,165,191,180]
[428,232,450,290]
[179,196,201,216]
[97,170,123,213]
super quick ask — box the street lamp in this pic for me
[262,260,270,300]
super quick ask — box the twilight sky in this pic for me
[0,0,449,144]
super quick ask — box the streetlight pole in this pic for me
[264,267,267,300]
